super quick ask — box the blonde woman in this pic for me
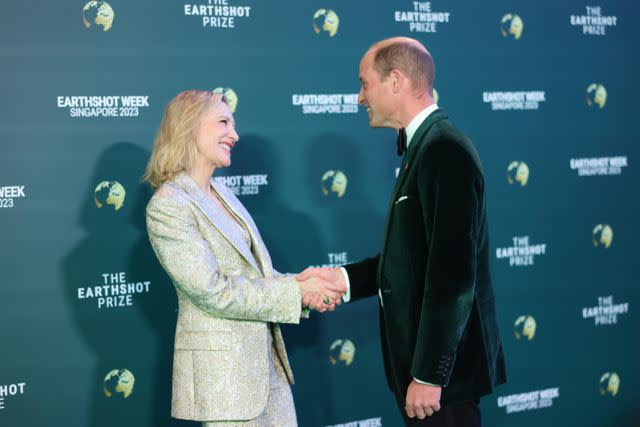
[144,90,343,426]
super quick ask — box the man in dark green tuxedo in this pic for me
[299,37,506,426]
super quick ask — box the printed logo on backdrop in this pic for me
[57,96,150,118]
[213,87,238,113]
[571,7,618,36]
[292,93,359,114]
[214,174,268,196]
[395,2,451,33]
[497,387,559,414]
[570,156,627,176]
[514,315,536,341]
[583,296,629,326]
[94,181,126,211]
[507,161,529,187]
[313,9,339,37]
[483,91,545,110]
[0,185,26,209]
[592,224,613,248]
[496,236,546,267]
[501,14,523,40]
[184,0,252,29]
[329,339,356,366]
[321,171,348,198]
[0,382,27,411]
[308,252,349,269]
[586,84,607,108]
[326,418,382,427]
[600,372,620,397]
[83,1,115,32]
[104,369,135,398]
[77,272,151,309]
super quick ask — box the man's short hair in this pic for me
[371,38,435,95]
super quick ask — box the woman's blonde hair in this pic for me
[143,90,227,189]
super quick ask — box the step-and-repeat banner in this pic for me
[1,1,637,426]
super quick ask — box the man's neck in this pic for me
[399,98,434,129]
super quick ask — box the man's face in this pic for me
[358,51,394,128]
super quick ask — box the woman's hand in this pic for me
[298,274,346,312]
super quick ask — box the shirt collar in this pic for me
[405,104,439,149]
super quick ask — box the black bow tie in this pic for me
[397,128,407,156]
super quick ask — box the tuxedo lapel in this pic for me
[377,109,449,281]
[174,173,261,275]
[395,109,448,195]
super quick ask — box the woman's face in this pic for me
[194,101,239,169]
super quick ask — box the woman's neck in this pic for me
[188,162,215,195]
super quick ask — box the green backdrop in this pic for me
[0,1,637,426]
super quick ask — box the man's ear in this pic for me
[389,69,404,93]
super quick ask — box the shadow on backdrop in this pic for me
[62,142,190,427]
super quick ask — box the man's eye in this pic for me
[220,119,228,124]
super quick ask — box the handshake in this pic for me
[296,267,347,313]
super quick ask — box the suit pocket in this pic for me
[175,331,235,351]
[394,195,410,205]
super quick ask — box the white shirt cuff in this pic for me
[339,267,351,302]
[414,377,442,387]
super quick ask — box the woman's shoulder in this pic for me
[147,179,190,212]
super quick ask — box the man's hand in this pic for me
[297,267,346,292]
[405,379,441,419]
[297,273,345,312]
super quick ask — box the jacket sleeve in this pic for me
[410,140,480,386]
[146,189,302,324]
[344,255,380,302]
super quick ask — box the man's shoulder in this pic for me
[417,121,482,173]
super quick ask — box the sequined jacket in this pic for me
[146,172,302,421]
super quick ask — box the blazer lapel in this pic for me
[174,173,261,274]
[211,180,271,277]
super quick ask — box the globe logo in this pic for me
[587,84,607,109]
[600,372,620,397]
[213,87,239,113]
[329,339,356,366]
[313,9,340,37]
[82,1,115,32]
[514,315,536,341]
[321,170,348,198]
[593,224,613,248]
[432,88,439,104]
[103,369,135,398]
[507,161,529,187]
[501,14,523,40]
[94,181,126,211]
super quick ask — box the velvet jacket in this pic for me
[345,109,507,404]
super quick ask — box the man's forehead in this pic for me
[359,51,374,72]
